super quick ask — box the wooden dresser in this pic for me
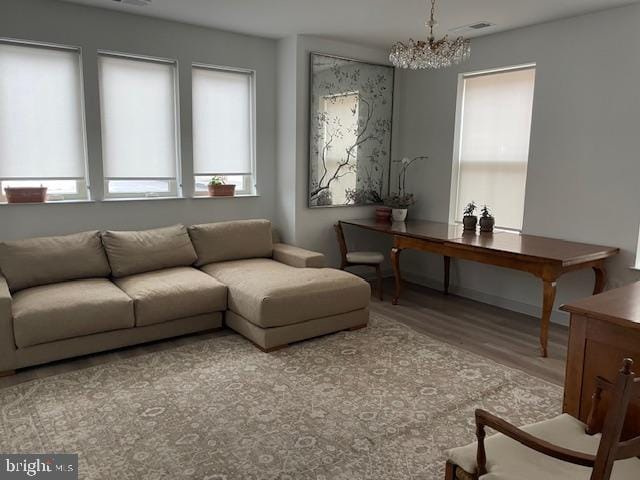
[561,282,640,439]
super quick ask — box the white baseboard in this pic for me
[361,268,570,327]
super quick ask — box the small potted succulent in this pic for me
[208,176,235,197]
[479,205,495,232]
[462,201,478,231]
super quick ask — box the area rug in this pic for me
[0,313,562,479]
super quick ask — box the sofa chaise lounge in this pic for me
[0,219,370,375]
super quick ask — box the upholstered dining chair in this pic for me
[444,358,640,480]
[334,222,384,300]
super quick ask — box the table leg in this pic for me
[391,247,403,305]
[540,279,557,358]
[444,256,451,295]
[593,265,607,295]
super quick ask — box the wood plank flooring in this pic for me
[376,280,567,386]
[0,281,567,389]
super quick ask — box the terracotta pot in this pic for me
[375,206,392,223]
[479,216,495,233]
[463,215,478,231]
[4,187,48,203]
[208,184,236,197]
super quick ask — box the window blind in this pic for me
[98,54,178,179]
[0,42,86,179]
[455,67,536,230]
[192,66,253,176]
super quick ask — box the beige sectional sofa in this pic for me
[0,220,370,374]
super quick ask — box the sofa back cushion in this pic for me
[102,224,197,278]
[0,231,111,292]
[189,219,273,266]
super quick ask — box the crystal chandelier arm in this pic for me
[427,0,436,43]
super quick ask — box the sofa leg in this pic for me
[258,344,289,353]
[0,370,16,377]
[347,324,367,332]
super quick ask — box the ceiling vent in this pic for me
[112,0,152,6]
[450,21,495,33]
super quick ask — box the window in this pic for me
[0,40,88,202]
[451,65,536,231]
[192,65,255,195]
[98,53,180,198]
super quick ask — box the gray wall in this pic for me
[0,0,277,240]
[395,3,640,322]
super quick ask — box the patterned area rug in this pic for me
[0,314,562,479]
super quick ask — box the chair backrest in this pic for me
[588,359,640,479]
[333,222,348,267]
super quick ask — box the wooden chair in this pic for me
[445,358,640,480]
[334,222,384,300]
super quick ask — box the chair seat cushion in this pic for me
[115,267,227,327]
[12,278,134,348]
[446,414,640,480]
[346,251,384,264]
[201,259,370,328]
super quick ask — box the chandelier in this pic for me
[389,0,471,70]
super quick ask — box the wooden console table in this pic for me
[340,219,619,357]
[561,282,640,439]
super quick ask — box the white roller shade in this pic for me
[455,67,536,230]
[192,67,253,175]
[99,54,178,179]
[0,42,86,179]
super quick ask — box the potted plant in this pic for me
[207,176,235,197]
[462,201,478,231]
[385,193,415,222]
[4,186,48,203]
[384,155,428,222]
[479,205,495,232]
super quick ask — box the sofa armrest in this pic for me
[272,243,326,268]
[0,275,16,372]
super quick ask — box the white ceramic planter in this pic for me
[391,208,408,222]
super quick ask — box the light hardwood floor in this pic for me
[0,281,568,389]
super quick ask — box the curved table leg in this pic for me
[593,265,607,295]
[391,247,403,305]
[540,279,557,358]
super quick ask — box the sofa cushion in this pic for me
[0,231,111,292]
[12,278,134,348]
[189,219,273,266]
[201,258,370,328]
[102,224,197,278]
[114,267,227,327]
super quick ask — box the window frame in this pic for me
[97,50,182,200]
[448,63,536,232]
[191,63,257,197]
[0,38,91,203]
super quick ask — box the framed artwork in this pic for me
[308,53,394,208]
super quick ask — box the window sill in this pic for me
[102,196,181,203]
[101,194,260,202]
[191,194,260,199]
[0,199,95,206]
[629,265,640,272]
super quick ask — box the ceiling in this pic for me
[60,0,639,47]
